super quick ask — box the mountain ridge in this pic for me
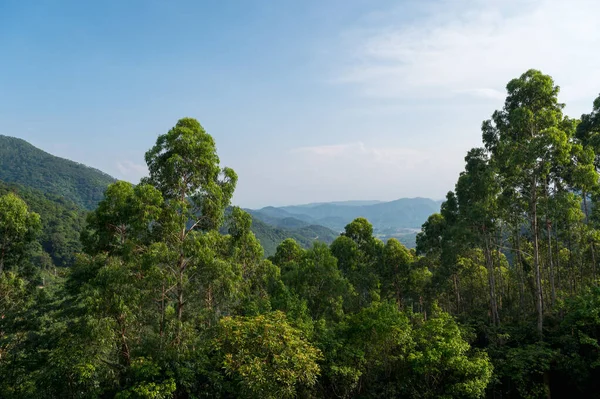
[0,135,342,257]
[0,135,115,209]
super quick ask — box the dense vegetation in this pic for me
[0,181,86,268]
[0,135,337,258]
[242,216,339,256]
[0,135,115,209]
[2,70,600,398]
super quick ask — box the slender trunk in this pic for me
[453,274,460,314]
[515,229,525,318]
[419,296,426,320]
[0,241,6,275]
[544,180,556,307]
[532,177,543,338]
[566,221,575,294]
[117,315,131,367]
[176,225,186,337]
[583,193,597,283]
[554,219,561,295]
[495,231,506,306]
[177,266,184,322]
[546,221,556,306]
[484,234,500,326]
[159,283,166,339]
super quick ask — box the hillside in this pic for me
[0,135,115,209]
[0,181,87,267]
[224,212,339,257]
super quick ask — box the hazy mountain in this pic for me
[0,135,115,209]
[287,200,383,208]
[258,197,441,231]
[250,198,441,248]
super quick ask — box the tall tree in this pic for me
[482,69,571,336]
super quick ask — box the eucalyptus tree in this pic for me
[330,218,383,308]
[454,148,502,325]
[481,69,573,336]
[143,117,238,328]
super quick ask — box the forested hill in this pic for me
[0,180,86,267]
[253,197,442,231]
[0,135,115,209]
[0,135,338,258]
[246,217,339,256]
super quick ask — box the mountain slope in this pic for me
[0,181,87,267]
[0,135,115,209]
[249,217,339,257]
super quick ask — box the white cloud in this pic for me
[116,160,147,181]
[338,0,600,111]
[282,142,461,203]
[293,142,430,169]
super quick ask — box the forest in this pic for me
[1,69,600,398]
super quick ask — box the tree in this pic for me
[331,218,383,308]
[143,117,237,329]
[482,69,572,336]
[381,238,413,309]
[215,311,322,399]
[0,193,41,274]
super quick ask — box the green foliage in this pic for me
[0,192,41,273]
[0,135,115,209]
[16,91,600,398]
[408,310,493,399]
[0,181,86,267]
[216,311,322,398]
[242,214,339,257]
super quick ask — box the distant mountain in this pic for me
[264,197,441,231]
[251,198,442,248]
[0,135,431,255]
[0,135,115,209]
[288,200,383,208]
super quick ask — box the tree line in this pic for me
[1,69,600,398]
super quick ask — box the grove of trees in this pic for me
[2,70,600,398]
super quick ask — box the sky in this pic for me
[1,0,600,208]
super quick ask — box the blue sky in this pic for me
[2,0,600,208]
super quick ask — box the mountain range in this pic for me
[0,135,439,257]
[246,198,442,248]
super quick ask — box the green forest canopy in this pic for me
[2,70,600,398]
[0,135,115,209]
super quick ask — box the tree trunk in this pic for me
[554,219,561,296]
[0,242,6,275]
[544,180,556,307]
[485,234,500,326]
[583,193,597,283]
[515,229,525,318]
[546,220,556,307]
[531,178,544,338]
[453,274,460,314]
[159,283,166,339]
